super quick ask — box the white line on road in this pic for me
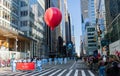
[81,70,86,76]
[74,70,78,76]
[48,69,62,76]
[69,61,76,69]
[66,70,73,76]
[57,69,67,76]
[31,68,52,76]
[39,69,56,76]
[88,70,95,76]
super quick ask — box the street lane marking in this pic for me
[31,68,52,76]
[69,61,76,69]
[57,69,67,76]
[88,70,95,76]
[66,70,73,76]
[48,69,62,76]
[74,70,78,76]
[39,69,56,76]
[81,70,86,76]
[22,71,36,76]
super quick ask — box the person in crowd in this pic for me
[64,57,67,64]
[106,55,120,76]
[33,57,37,70]
[36,58,42,71]
[11,58,17,72]
[54,58,57,65]
[49,58,52,64]
[98,58,106,76]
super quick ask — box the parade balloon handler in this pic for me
[49,58,52,65]
[64,57,67,64]
[54,58,57,65]
[11,58,17,72]
[36,58,42,71]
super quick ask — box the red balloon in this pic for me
[44,7,62,30]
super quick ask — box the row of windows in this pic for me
[20,21,43,33]
[0,9,18,25]
[87,33,94,35]
[87,28,95,32]
[20,1,28,7]
[88,40,96,43]
[88,37,94,39]
[20,21,28,27]
[20,11,28,17]
[3,0,10,9]
[88,44,96,47]
[2,0,19,15]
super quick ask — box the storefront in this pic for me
[109,39,120,56]
[0,25,32,60]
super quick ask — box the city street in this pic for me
[0,60,98,76]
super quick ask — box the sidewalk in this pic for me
[0,67,11,73]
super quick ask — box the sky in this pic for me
[67,0,82,56]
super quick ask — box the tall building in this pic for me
[81,0,89,21]
[0,0,46,60]
[105,0,120,55]
[31,0,46,57]
[81,0,98,55]
[95,0,108,55]
[81,0,89,55]
[59,0,66,41]
[88,0,96,25]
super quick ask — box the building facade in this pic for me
[81,0,97,55]
[0,0,45,60]
[105,0,120,55]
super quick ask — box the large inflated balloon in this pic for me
[44,7,62,30]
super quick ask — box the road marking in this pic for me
[81,70,86,76]
[88,70,95,76]
[74,70,78,76]
[31,68,52,76]
[22,71,36,76]
[39,69,56,76]
[69,61,76,69]
[66,70,73,76]
[49,69,62,76]
[57,69,67,76]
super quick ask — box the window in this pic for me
[88,37,94,39]
[88,33,94,35]
[20,11,28,16]
[20,1,27,7]
[88,40,96,43]
[21,21,28,27]
[11,17,18,25]
[87,28,95,32]
[88,44,96,47]
[12,6,18,15]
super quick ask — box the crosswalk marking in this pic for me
[57,69,67,76]
[88,70,95,76]
[22,71,36,76]
[31,68,53,76]
[74,69,78,76]
[48,69,62,76]
[0,69,96,76]
[39,69,56,76]
[81,70,86,76]
[66,70,73,76]
[69,61,76,69]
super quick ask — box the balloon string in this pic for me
[51,27,54,31]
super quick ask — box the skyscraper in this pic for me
[81,0,97,55]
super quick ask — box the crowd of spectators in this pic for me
[84,54,120,76]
